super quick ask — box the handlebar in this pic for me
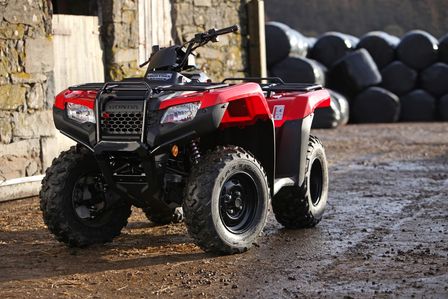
[140,25,239,70]
[177,25,239,69]
[186,24,239,46]
[214,25,239,36]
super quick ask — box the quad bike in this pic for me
[40,25,330,254]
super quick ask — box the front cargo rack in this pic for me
[69,83,104,91]
[68,81,230,93]
[156,83,229,91]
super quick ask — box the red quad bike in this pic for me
[40,25,330,254]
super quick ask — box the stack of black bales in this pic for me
[334,29,448,123]
[266,23,448,125]
[373,30,444,122]
[266,22,350,129]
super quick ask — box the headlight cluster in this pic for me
[66,103,96,124]
[66,102,201,125]
[161,102,201,124]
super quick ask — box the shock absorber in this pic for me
[190,139,201,164]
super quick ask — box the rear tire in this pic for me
[272,135,329,228]
[183,146,269,254]
[40,146,131,247]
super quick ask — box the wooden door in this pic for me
[138,0,173,65]
[52,14,105,94]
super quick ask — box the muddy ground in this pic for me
[1,123,447,298]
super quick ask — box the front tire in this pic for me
[272,135,329,228]
[40,146,132,247]
[183,146,269,254]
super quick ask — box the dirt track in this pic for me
[1,123,448,298]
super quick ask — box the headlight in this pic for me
[66,103,96,124]
[161,102,201,124]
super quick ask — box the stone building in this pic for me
[0,0,265,199]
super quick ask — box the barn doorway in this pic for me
[51,0,105,94]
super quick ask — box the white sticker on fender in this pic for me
[273,105,285,120]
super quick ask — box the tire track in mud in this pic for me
[233,143,448,297]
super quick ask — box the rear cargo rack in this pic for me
[222,77,285,84]
[222,77,323,92]
[261,83,323,92]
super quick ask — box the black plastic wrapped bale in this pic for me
[308,32,359,68]
[356,31,400,69]
[307,37,317,50]
[400,89,436,122]
[440,34,448,64]
[420,63,448,97]
[331,90,350,126]
[265,22,309,68]
[439,94,448,121]
[352,87,400,123]
[312,94,341,129]
[380,61,418,96]
[328,49,382,97]
[269,57,327,85]
[397,30,439,70]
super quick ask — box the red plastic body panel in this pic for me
[54,83,330,129]
[266,89,331,127]
[158,82,265,110]
[54,89,96,110]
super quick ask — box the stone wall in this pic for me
[172,0,249,81]
[265,0,448,38]
[100,0,251,82]
[0,0,251,183]
[0,0,54,180]
[98,0,143,81]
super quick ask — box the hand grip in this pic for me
[215,25,239,36]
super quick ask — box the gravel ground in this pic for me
[0,123,447,298]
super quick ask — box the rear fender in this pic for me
[267,89,330,128]
[269,89,330,189]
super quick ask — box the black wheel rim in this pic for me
[219,172,258,234]
[71,172,108,227]
[310,158,323,206]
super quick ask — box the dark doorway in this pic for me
[52,0,98,16]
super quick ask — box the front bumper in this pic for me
[53,102,228,154]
